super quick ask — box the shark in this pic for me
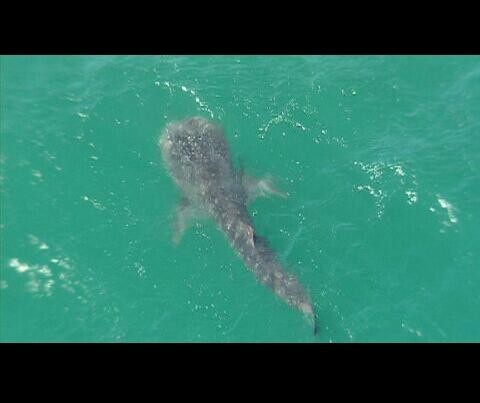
[159,116,317,333]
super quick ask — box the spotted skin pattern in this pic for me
[160,117,317,334]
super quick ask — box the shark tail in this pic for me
[299,301,318,335]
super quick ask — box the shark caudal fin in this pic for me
[299,302,318,335]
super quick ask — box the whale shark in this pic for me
[159,116,317,333]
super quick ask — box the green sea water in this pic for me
[1,55,479,342]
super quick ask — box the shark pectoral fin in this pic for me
[172,197,198,245]
[243,174,289,203]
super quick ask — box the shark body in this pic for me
[160,117,316,333]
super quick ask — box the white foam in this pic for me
[401,322,423,337]
[437,195,458,224]
[405,190,418,205]
[391,165,405,177]
[82,195,106,211]
[37,265,52,277]
[9,258,30,273]
[31,169,43,179]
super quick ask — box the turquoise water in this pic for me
[1,55,479,342]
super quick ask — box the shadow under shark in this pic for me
[160,116,317,334]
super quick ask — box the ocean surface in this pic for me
[1,55,479,342]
